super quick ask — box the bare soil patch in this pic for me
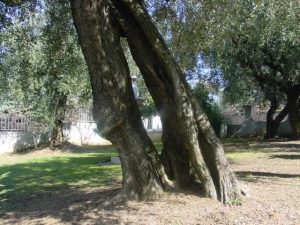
[1,139,300,225]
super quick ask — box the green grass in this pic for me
[0,147,121,213]
[0,139,273,214]
[222,138,270,160]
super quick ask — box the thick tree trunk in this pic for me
[111,0,242,203]
[264,99,289,139]
[50,93,67,148]
[70,0,171,201]
[265,98,279,139]
[110,0,216,197]
[287,94,300,139]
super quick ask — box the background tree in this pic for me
[0,0,90,145]
[147,0,300,139]
[193,83,225,137]
[41,0,90,146]
[198,0,300,138]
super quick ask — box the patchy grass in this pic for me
[154,142,163,152]
[0,146,120,213]
[1,139,300,224]
[206,137,299,161]
[226,151,269,160]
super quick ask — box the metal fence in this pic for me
[65,108,94,123]
[0,114,32,131]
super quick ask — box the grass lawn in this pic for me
[0,143,164,214]
[1,139,300,225]
[0,146,121,214]
[0,139,271,213]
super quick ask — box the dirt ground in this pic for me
[1,139,300,225]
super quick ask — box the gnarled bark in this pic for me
[110,0,242,203]
[70,0,171,201]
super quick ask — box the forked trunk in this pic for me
[264,99,288,139]
[110,0,242,203]
[110,0,216,197]
[70,0,170,201]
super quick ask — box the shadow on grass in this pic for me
[1,187,130,225]
[255,143,300,152]
[0,152,121,216]
[236,171,300,182]
[270,154,300,160]
[222,138,300,153]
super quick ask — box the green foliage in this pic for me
[148,0,300,105]
[148,0,204,74]
[0,6,41,111]
[123,41,157,117]
[193,84,224,136]
[200,0,300,103]
[136,76,157,117]
[0,0,91,126]
[37,0,90,125]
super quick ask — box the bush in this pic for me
[193,84,224,137]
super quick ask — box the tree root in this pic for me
[100,184,164,208]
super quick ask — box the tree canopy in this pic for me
[0,0,90,141]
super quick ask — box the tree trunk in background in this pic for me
[50,93,67,148]
[111,0,242,203]
[70,0,171,201]
[287,93,300,139]
[264,98,288,139]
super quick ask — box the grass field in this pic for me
[0,139,300,224]
[0,146,120,214]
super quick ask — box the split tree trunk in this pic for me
[111,0,242,203]
[264,98,288,139]
[70,0,170,201]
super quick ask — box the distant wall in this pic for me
[0,122,110,155]
[0,121,163,155]
[0,130,50,154]
[63,122,162,144]
[63,122,111,146]
[224,105,293,137]
[226,119,292,138]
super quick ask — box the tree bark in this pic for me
[110,0,242,203]
[287,93,300,139]
[264,98,288,139]
[70,0,171,201]
[50,93,67,148]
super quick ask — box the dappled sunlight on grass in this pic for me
[0,147,121,213]
[1,139,299,216]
